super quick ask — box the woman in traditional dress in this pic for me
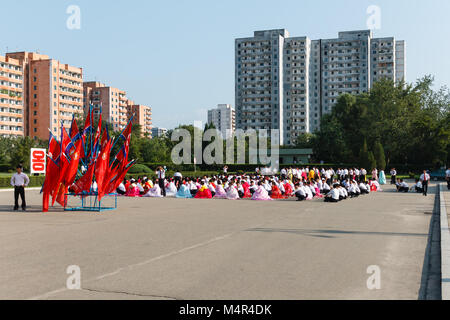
[195,181,213,199]
[251,182,273,201]
[283,181,294,197]
[271,183,285,199]
[214,180,228,199]
[379,170,386,185]
[125,179,141,197]
[372,168,378,181]
[226,182,240,200]
[165,180,178,197]
[242,182,252,198]
[176,181,193,198]
[143,179,163,198]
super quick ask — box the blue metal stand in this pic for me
[64,192,118,212]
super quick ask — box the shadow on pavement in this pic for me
[245,228,428,239]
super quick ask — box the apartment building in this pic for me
[207,104,235,139]
[6,52,83,140]
[0,55,25,137]
[235,29,287,144]
[126,100,152,137]
[236,29,406,145]
[151,127,167,138]
[83,82,128,131]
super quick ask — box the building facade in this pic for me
[207,104,235,139]
[0,55,25,137]
[126,100,152,137]
[236,29,406,145]
[6,52,83,140]
[151,127,167,138]
[83,82,128,132]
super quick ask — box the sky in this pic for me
[1,0,450,129]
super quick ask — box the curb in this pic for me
[440,183,450,300]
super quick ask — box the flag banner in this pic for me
[41,110,133,211]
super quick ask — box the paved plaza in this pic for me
[0,184,439,300]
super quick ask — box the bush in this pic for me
[128,164,152,174]
[0,175,45,188]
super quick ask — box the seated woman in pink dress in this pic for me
[252,182,273,201]
[214,180,228,199]
[125,179,141,197]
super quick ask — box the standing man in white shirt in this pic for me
[419,170,431,197]
[11,164,29,211]
[156,166,166,197]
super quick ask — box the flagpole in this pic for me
[111,113,134,151]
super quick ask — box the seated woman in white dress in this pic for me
[226,182,240,200]
[165,180,178,197]
[143,179,163,198]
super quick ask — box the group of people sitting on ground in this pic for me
[112,166,385,202]
[396,170,432,197]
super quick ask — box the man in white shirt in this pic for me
[156,166,166,197]
[419,170,430,197]
[11,164,29,211]
[325,185,340,203]
[295,184,306,201]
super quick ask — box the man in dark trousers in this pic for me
[156,166,166,197]
[10,164,30,211]
[419,170,430,197]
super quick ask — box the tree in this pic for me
[311,76,450,167]
[295,133,315,149]
[373,141,386,170]
[358,140,370,169]
[368,151,377,170]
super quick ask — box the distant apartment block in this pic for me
[6,52,83,140]
[0,55,25,137]
[83,82,129,131]
[151,127,167,138]
[126,100,152,137]
[207,104,235,139]
[235,29,406,145]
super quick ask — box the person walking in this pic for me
[419,170,430,197]
[11,164,29,211]
[156,166,166,197]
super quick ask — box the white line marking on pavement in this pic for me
[28,232,234,300]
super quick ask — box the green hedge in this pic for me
[128,164,152,174]
[0,175,45,188]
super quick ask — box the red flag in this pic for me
[72,160,95,194]
[52,128,71,206]
[100,128,109,151]
[55,183,68,208]
[93,114,102,152]
[95,138,112,201]
[70,118,79,140]
[107,160,135,195]
[120,122,132,154]
[43,133,61,212]
[66,140,82,187]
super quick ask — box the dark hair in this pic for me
[17,164,23,169]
